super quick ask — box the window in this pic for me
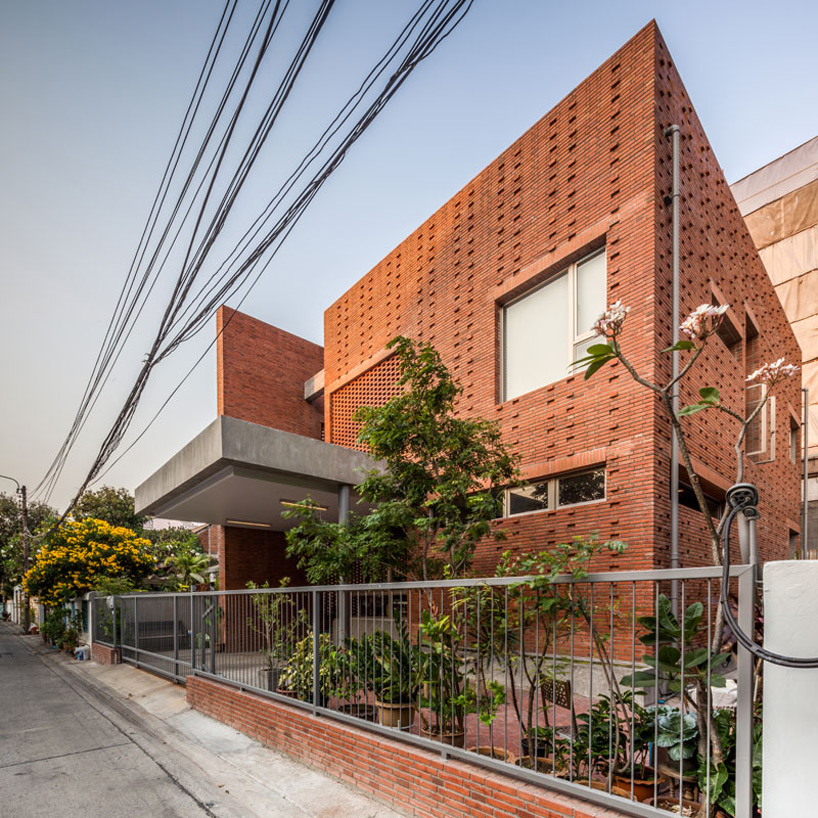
[505,468,605,516]
[678,483,723,518]
[503,249,606,400]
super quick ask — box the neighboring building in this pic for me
[135,22,802,590]
[731,137,818,555]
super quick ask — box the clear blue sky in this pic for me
[2,0,817,512]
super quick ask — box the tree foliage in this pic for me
[23,518,155,606]
[74,486,146,530]
[0,492,57,597]
[286,336,519,581]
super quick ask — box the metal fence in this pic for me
[111,565,756,817]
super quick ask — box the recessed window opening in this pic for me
[502,249,606,400]
[505,468,605,517]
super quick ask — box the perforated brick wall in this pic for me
[322,21,802,570]
[329,353,402,450]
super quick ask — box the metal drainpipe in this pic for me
[803,387,810,557]
[665,124,681,613]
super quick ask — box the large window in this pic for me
[505,468,605,517]
[503,249,606,401]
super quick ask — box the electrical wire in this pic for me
[34,0,474,532]
[721,483,818,668]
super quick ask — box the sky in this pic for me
[1,0,817,513]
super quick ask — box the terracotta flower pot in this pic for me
[420,725,466,747]
[613,769,665,802]
[376,700,415,729]
[467,745,517,764]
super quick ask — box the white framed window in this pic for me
[502,249,606,400]
[505,468,606,517]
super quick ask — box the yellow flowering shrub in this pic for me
[23,518,155,606]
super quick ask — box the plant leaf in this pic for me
[662,340,697,352]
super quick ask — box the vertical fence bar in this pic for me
[133,595,139,665]
[173,594,179,680]
[312,588,319,714]
[190,590,196,672]
[735,568,754,817]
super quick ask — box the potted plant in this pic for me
[416,607,471,746]
[348,617,419,729]
[278,631,335,705]
[613,694,666,801]
[247,579,307,692]
[326,642,378,722]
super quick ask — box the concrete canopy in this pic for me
[134,416,378,530]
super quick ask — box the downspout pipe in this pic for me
[665,124,681,614]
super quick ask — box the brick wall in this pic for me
[220,525,307,591]
[187,675,625,818]
[217,305,324,439]
[321,21,802,569]
[650,33,803,563]
[91,644,120,665]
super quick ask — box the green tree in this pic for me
[23,518,154,606]
[74,486,146,530]
[286,336,519,581]
[163,540,214,590]
[0,493,57,600]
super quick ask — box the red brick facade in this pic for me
[187,675,623,818]
[217,305,324,439]
[218,526,307,592]
[213,22,801,578]
[318,22,801,570]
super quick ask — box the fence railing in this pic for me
[110,565,756,817]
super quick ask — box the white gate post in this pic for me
[762,561,818,816]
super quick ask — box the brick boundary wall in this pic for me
[91,644,120,665]
[187,675,625,818]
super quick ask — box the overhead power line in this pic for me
[34,0,474,531]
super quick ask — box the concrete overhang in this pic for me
[134,415,379,530]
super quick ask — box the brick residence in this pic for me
[135,21,802,592]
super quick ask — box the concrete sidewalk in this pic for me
[0,623,405,818]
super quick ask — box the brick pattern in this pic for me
[217,306,324,439]
[650,34,803,564]
[220,525,307,591]
[91,644,120,665]
[321,21,802,570]
[187,675,625,818]
[330,353,402,449]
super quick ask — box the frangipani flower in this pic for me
[746,357,799,384]
[593,300,630,336]
[680,303,729,340]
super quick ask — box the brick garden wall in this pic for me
[91,644,120,665]
[187,675,625,818]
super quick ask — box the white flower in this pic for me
[680,303,729,340]
[746,357,800,384]
[593,300,630,336]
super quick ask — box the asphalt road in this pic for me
[0,623,404,818]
